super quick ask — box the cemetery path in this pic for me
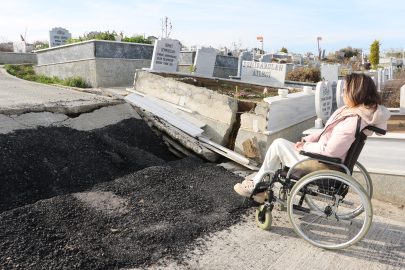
[134,201,405,270]
[0,68,122,115]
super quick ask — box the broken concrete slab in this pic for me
[0,68,123,115]
[125,93,204,137]
[242,137,262,161]
[142,94,206,128]
[135,107,219,162]
[184,112,233,146]
[0,104,141,134]
[240,102,270,132]
[55,103,141,131]
[235,117,317,164]
[133,70,238,125]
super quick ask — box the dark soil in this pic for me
[0,118,248,269]
[154,72,300,101]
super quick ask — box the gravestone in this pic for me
[240,61,286,86]
[49,27,71,47]
[237,51,253,76]
[13,42,26,53]
[150,37,181,72]
[260,54,271,62]
[315,81,333,128]
[320,64,338,82]
[400,85,405,114]
[338,65,352,76]
[192,47,216,77]
[322,49,325,59]
[336,80,345,108]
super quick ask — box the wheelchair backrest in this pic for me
[343,116,386,173]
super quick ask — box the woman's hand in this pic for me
[294,142,305,152]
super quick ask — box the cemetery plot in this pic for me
[152,72,300,101]
[387,115,405,133]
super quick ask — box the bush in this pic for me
[285,68,321,83]
[67,30,152,45]
[121,36,152,44]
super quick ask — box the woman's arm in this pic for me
[302,117,357,158]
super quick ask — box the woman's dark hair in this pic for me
[344,73,382,108]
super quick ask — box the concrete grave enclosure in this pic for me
[0,52,37,64]
[34,40,154,88]
[33,40,240,88]
[134,69,317,163]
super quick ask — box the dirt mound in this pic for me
[0,119,248,269]
[0,118,177,213]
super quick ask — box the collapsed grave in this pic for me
[130,69,317,167]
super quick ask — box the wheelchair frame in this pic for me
[247,151,373,250]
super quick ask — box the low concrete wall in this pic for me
[353,171,405,205]
[0,52,37,64]
[34,58,151,87]
[35,40,154,65]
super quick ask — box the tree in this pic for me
[339,46,362,58]
[280,47,288,53]
[369,40,381,68]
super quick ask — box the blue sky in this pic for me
[1,0,404,55]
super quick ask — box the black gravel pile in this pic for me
[0,118,176,213]
[0,119,248,269]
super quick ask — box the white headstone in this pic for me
[150,38,181,72]
[336,80,345,108]
[320,64,338,82]
[240,61,287,86]
[315,81,333,127]
[192,47,217,77]
[382,69,387,85]
[13,42,26,53]
[237,51,253,76]
[49,27,71,47]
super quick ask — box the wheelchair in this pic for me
[246,122,385,250]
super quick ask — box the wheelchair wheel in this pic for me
[255,205,272,230]
[278,189,286,211]
[352,161,373,199]
[304,169,370,220]
[287,170,372,250]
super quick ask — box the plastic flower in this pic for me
[263,88,268,95]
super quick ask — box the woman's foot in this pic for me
[242,179,254,185]
[234,182,266,203]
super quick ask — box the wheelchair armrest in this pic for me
[299,150,342,164]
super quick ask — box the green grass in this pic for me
[5,63,88,88]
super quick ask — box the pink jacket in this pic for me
[301,105,391,163]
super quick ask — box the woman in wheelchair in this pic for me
[232,72,391,249]
[234,73,391,201]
